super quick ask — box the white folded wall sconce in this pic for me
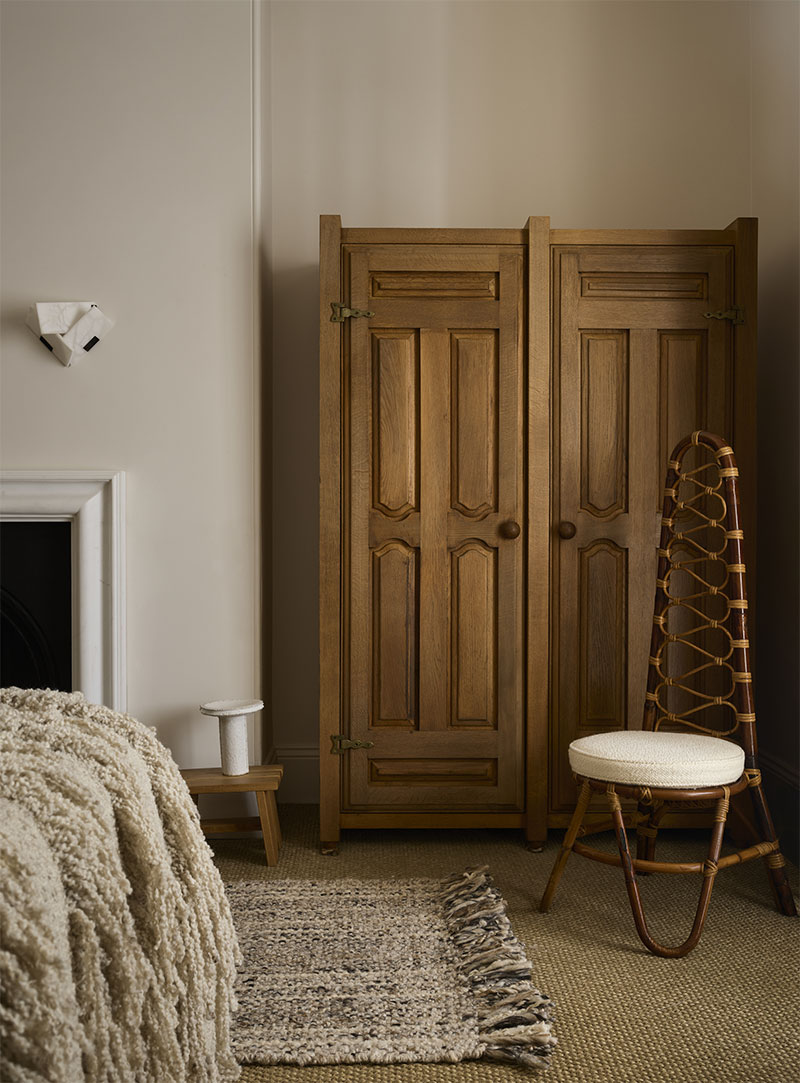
[26,302,114,367]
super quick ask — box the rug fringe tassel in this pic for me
[439,866,557,1071]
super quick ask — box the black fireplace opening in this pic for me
[0,522,72,692]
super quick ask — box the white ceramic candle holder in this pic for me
[199,699,263,776]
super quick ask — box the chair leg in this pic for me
[636,801,668,871]
[635,798,652,863]
[607,785,730,958]
[539,780,591,912]
[745,772,797,917]
[255,789,281,866]
[635,794,666,870]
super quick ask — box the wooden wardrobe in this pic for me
[319,216,756,851]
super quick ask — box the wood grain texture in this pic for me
[342,228,526,246]
[450,331,498,518]
[181,765,283,792]
[182,764,284,866]
[580,331,629,519]
[550,237,751,820]
[551,229,736,246]
[341,237,525,815]
[450,541,497,727]
[319,218,756,845]
[372,332,419,518]
[371,541,418,727]
[419,328,450,734]
[338,812,525,828]
[319,214,343,844]
[525,216,551,843]
[256,789,281,865]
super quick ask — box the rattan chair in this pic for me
[540,431,797,957]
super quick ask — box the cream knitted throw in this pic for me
[0,688,241,1083]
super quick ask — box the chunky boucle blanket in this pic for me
[0,688,241,1083]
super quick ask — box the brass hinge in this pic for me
[330,302,375,323]
[702,306,745,325]
[330,734,374,754]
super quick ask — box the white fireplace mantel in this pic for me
[0,471,126,711]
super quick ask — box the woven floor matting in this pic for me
[227,869,554,1069]
[212,806,800,1083]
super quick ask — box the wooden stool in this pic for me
[180,764,284,866]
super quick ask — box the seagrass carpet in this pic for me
[211,806,800,1083]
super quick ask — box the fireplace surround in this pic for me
[0,472,126,710]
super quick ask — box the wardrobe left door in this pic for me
[326,240,528,831]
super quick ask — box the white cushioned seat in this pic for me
[568,730,745,789]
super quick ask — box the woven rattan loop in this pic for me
[744,768,762,787]
[719,466,738,477]
[638,787,653,805]
[737,713,757,724]
[732,672,751,683]
[716,445,734,458]
[726,529,744,539]
[703,860,718,878]
[638,826,658,839]
[766,853,786,869]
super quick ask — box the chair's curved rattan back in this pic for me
[643,432,756,760]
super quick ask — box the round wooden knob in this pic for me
[499,520,521,539]
[558,520,577,540]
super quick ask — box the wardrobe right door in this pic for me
[550,241,745,819]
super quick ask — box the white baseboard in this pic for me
[272,745,320,803]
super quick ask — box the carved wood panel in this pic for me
[450,332,498,519]
[320,218,755,845]
[345,245,525,812]
[580,331,629,520]
[578,540,627,728]
[372,332,419,519]
[450,541,497,728]
[371,541,418,728]
[552,245,737,813]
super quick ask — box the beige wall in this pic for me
[0,0,261,769]
[268,0,799,818]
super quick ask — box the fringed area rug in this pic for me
[226,866,556,1071]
